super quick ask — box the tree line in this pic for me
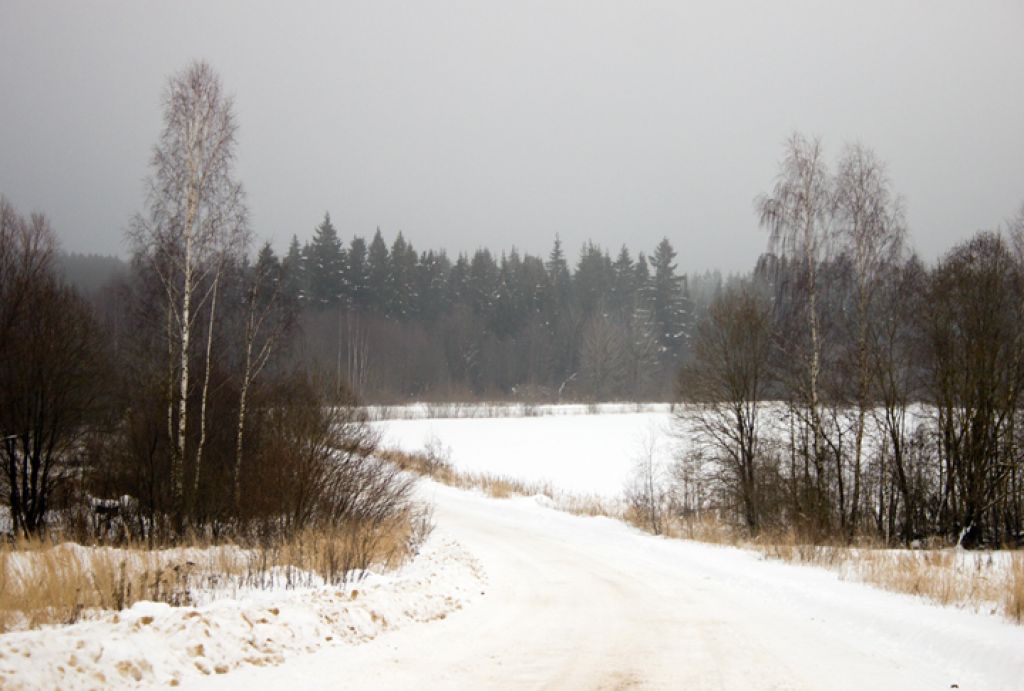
[676,134,1024,548]
[278,217,694,401]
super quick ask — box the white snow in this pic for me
[374,407,677,496]
[187,481,1024,690]
[5,407,1024,689]
[0,537,483,689]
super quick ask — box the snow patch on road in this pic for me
[0,536,485,690]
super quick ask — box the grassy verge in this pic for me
[0,509,428,633]
[755,535,1024,623]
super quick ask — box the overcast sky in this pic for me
[1,1,1022,272]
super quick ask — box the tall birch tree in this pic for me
[128,61,248,525]
[756,133,833,529]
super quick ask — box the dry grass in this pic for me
[750,532,1024,624]
[0,511,425,634]
[380,447,614,519]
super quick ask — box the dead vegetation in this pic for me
[739,530,1024,624]
[378,447,613,518]
[0,508,429,633]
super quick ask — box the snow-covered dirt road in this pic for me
[192,481,1024,690]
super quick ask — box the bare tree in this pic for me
[756,133,834,529]
[677,281,774,534]
[624,432,669,535]
[833,143,905,536]
[924,233,1024,546]
[233,245,292,512]
[0,203,103,536]
[128,61,248,524]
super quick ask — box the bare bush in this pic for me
[624,434,670,535]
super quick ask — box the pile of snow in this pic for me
[375,409,679,496]
[0,536,484,689]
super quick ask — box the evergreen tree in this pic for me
[650,238,688,361]
[367,227,391,315]
[468,249,500,321]
[546,235,572,313]
[390,232,418,320]
[416,250,451,323]
[574,242,613,319]
[447,254,471,307]
[282,234,305,304]
[544,235,576,386]
[306,212,344,308]
[347,235,370,310]
[611,245,636,313]
[494,250,525,338]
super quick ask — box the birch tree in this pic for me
[833,143,905,536]
[234,245,291,513]
[756,133,834,529]
[128,61,248,525]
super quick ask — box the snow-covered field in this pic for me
[374,405,678,496]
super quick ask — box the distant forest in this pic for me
[64,223,733,402]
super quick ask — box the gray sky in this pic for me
[1,1,1022,273]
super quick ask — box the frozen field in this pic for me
[374,405,678,497]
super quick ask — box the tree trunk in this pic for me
[191,271,220,513]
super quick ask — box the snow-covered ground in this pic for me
[374,406,677,496]
[0,536,483,689]
[5,406,1024,689]
[190,481,1024,690]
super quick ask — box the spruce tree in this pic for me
[306,212,344,308]
[367,227,391,315]
[347,236,369,311]
[650,238,688,362]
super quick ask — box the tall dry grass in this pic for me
[0,508,428,633]
[751,532,1024,624]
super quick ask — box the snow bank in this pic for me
[0,536,484,689]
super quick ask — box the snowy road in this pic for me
[192,481,1024,690]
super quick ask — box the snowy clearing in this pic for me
[374,406,677,496]
[189,481,1024,690]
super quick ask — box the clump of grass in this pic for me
[0,539,202,632]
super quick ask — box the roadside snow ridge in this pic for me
[0,536,484,689]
